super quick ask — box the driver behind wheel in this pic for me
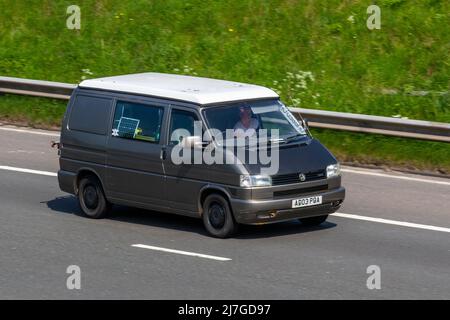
[233,106,259,138]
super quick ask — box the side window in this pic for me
[169,109,199,145]
[69,95,112,135]
[112,101,163,143]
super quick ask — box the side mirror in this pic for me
[180,136,203,149]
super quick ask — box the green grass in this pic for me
[0,94,66,128]
[0,0,449,172]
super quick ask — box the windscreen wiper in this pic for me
[283,133,306,142]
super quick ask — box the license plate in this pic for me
[292,195,322,208]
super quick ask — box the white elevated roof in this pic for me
[78,72,278,105]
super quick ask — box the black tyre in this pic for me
[78,175,111,219]
[299,214,328,227]
[202,194,237,238]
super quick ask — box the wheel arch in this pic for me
[198,185,233,217]
[74,168,106,196]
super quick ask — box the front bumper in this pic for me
[230,186,345,225]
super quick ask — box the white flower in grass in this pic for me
[291,98,301,106]
[81,68,93,75]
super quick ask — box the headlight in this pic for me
[326,163,341,178]
[240,175,272,187]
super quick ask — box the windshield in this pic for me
[203,99,306,143]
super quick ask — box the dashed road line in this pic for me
[131,244,232,261]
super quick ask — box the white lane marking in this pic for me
[334,212,450,233]
[0,165,57,177]
[131,244,232,261]
[1,163,449,234]
[341,168,450,186]
[0,126,60,137]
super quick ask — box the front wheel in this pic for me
[299,214,328,227]
[78,175,111,219]
[202,194,237,238]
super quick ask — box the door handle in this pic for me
[160,147,167,160]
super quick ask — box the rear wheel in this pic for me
[299,214,328,227]
[202,194,237,238]
[78,175,110,219]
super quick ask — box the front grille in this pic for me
[272,169,326,185]
[273,184,328,198]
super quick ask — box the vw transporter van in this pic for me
[57,73,345,238]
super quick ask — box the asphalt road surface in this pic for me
[0,124,449,299]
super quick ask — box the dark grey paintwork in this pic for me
[58,87,345,224]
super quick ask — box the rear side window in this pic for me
[69,95,112,135]
[112,101,164,143]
